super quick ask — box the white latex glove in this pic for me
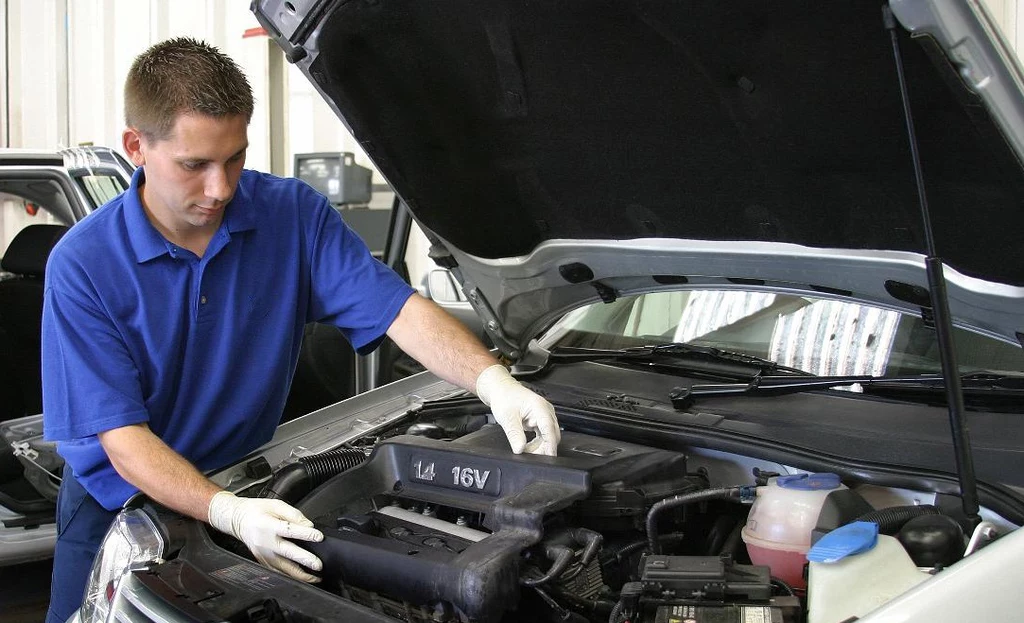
[208,491,324,582]
[476,364,561,456]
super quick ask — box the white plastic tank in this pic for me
[741,473,845,588]
[806,526,931,623]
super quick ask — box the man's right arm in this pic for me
[98,423,220,519]
[99,423,324,582]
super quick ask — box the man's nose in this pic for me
[205,166,232,202]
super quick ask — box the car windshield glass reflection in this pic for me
[540,290,1024,378]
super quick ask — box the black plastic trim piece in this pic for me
[809,284,853,297]
[593,281,617,303]
[727,277,765,286]
[653,275,689,285]
[885,279,931,307]
[558,262,594,284]
[1,511,55,529]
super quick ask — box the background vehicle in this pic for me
[0,147,131,568]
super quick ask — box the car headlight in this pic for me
[79,507,165,623]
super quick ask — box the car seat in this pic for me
[281,323,357,423]
[0,224,69,419]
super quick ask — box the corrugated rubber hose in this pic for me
[259,448,368,503]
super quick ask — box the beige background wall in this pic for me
[0,0,373,179]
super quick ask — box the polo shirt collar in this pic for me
[124,167,258,264]
[124,167,166,263]
[226,171,257,234]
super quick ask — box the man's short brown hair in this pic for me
[125,37,254,141]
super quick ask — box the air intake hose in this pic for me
[259,448,367,503]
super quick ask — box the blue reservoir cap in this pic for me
[806,521,880,563]
[777,472,842,491]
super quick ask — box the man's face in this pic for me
[124,113,249,236]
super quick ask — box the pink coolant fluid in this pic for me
[740,473,846,589]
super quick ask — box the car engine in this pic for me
[285,421,801,623]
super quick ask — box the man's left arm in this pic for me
[385,293,561,455]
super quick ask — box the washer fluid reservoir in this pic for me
[741,472,844,589]
[806,521,931,623]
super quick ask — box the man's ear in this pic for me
[122,127,146,167]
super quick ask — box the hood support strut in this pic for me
[884,4,980,529]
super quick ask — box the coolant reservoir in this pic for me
[741,473,845,588]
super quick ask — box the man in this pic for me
[42,37,559,622]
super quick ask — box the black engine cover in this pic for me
[298,426,699,622]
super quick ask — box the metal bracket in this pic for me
[460,278,521,360]
[11,440,38,461]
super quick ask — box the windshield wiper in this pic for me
[670,372,1024,409]
[548,343,810,379]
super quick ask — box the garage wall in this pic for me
[4,0,69,150]
[3,1,275,171]
[63,1,268,168]
[1,0,374,180]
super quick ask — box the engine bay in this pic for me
[117,386,1021,623]
[212,404,989,623]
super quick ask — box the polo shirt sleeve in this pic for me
[304,198,415,355]
[42,254,150,441]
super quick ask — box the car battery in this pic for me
[640,555,772,601]
[651,600,800,623]
[639,556,802,623]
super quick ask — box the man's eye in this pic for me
[182,162,203,171]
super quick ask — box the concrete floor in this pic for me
[0,559,52,623]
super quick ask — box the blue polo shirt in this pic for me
[42,167,414,510]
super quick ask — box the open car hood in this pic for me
[254,0,1024,355]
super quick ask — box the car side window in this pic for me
[75,174,127,209]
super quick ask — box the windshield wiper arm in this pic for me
[548,343,810,378]
[670,372,1024,409]
[957,372,1024,389]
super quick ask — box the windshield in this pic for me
[539,290,1024,377]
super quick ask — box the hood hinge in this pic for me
[427,243,458,270]
[462,280,522,360]
[419,231,521,359]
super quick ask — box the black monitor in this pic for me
[293,152,373,206]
